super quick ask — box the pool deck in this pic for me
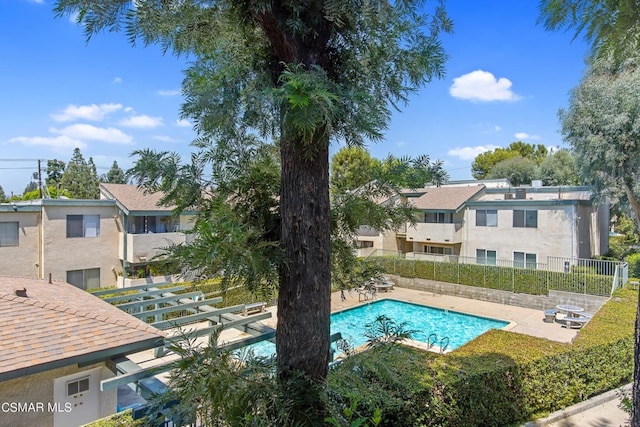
[127,285,578,373]
[259,286,579,344]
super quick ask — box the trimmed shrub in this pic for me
[627,253,640,279]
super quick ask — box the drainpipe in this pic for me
[37,206,43,279]
[122,213,129,280]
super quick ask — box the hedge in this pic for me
[328,286,636,426]
[371,256,614,296]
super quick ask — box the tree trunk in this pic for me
[634,293,640,426]
[277,135,331,381]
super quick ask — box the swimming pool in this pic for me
[244,299,509,357]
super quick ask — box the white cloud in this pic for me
[152,135,177,142]
[9,135,86,150]
[396,141,406,148]
[50,103,123,122]
[176,118,192,128]
[119,115,164,128]
[158,89,180,96]
[112,77,123,84]
[448,145,500,160]
[494,125,501,132]
[450,70,520,102]
[514,132,540,140]
[50,124,133,144]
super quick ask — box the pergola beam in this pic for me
[102,286,185,303]
[129,296,223,319]
[115,291,203,311]
[90,282,171,296]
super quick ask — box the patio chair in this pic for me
[355,285,376,302]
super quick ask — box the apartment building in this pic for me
[0,198,120,288]
[356,181,609,267]
[0,184,193,289]
[99,183,195,283]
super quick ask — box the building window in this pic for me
[424,245,453,255]
[476,249,497,265]
[424,212,453,224]
[514,252,537,269]
[67,215,100,238]
[476,210,497,227]
[67,377,90,397]
[513,210,537,228]
[66,268,100,290]
[357,240,374,248]
[128,215,174,234]
[0,222,19,247]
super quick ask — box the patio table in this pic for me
[556,304,584,318]
[373,282,394,292]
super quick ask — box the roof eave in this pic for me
[0,336,164,383]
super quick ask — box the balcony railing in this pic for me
[119,231,187,263]
[405,222,462,243]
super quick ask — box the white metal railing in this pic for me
[366,250,624,297]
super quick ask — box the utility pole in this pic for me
[37,159,43,199]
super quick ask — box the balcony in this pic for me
[119,231,188,264]
[405,222,462,244]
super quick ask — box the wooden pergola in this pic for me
[90,283,276,393]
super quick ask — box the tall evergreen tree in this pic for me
[103,160,127,184]
[55,1,452,407]
[0,185,5,202]
[60,148,100,199]
[23,181,38,195]
[45,159,65,187]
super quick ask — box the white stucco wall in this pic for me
[0,363,116,427]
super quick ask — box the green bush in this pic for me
[627,253,640,279]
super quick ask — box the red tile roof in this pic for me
[0,276,165,380]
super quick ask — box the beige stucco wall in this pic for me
[41,204,120,288]
[0,211,40,278]
[0,363,116,427]
[462,204,577,263]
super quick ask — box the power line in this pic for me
[0,167,38,170]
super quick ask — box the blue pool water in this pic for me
[245,299,508,357]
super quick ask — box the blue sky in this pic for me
[0,0,590,196]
